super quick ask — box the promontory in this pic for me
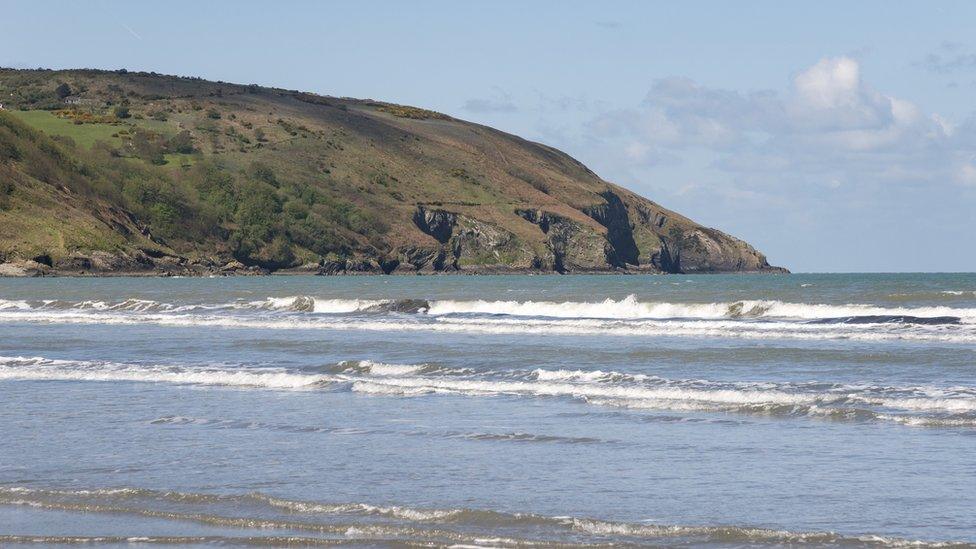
[0,68,785,276]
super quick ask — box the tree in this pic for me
[55,83,72,99]
[230,180,295,268]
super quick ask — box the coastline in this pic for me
[0,259,790,278]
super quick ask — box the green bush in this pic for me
[187,162,236,222]
[230,182,287,265]
[55,83,72,99]
[286,213,348,256]
[0,178,14,210]
[166,130,194,154]
[129,128,166,165]
[247,161,277,187]
[0,128,22,162]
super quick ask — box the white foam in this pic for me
[2,356,974,425]
[875,414,976,427]
[533,369,613,382]
[254,296,390,313]
[1,309,974,343]
[426,295,976,322]
[7,294,976,322]
[343,375,821,408]
[531,369,649,383]
[254,296,300,309]
[427,295,730,319]
[261,496,460,521]
[0,356,326,389]
[354,376,976,420]
[878,396,976,413]
[359,360,426,376]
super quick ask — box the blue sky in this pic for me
[3,1,975,272]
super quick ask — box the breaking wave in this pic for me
[428,296,976,323]
[0,355,328,389]
[2,295,976,343]
[3,356,974,427]
[4,294,975,321]
[0,486,967,547]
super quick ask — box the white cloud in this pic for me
[793,56,861,111]
[586,56,971,187]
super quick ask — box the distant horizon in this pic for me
[2,1,974,272]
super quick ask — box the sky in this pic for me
[2,0,975,272]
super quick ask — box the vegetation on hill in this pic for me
[0,68,784,275]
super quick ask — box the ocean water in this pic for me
[1,273,975,547]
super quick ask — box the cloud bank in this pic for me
[589,56,976,189]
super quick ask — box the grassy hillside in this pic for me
[0,68,784,275]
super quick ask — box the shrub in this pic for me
[188,162,237,222]
[55,83,72,99]
[286,213,347,256]
[247,161,277,187]
[378,104,448,120]
[166,130,194,154]
[114,106,130,119]
[230,182,302,268]
[129,128,166,165]
[0,128,22,162]
[0,178,14,210]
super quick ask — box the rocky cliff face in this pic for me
[396,190,781,275]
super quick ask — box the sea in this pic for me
[1,273,974,547]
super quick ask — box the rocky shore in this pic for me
[0,252,788,277]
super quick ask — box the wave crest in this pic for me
[3,356,975,427]
[0,486,964,546]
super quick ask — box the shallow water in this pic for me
[1,273,975,547]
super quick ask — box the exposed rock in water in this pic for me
[362,299,430,314]
[289,296,316,312]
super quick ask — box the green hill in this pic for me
[0,68,785,276]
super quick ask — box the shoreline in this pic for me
[0,262,790,278]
